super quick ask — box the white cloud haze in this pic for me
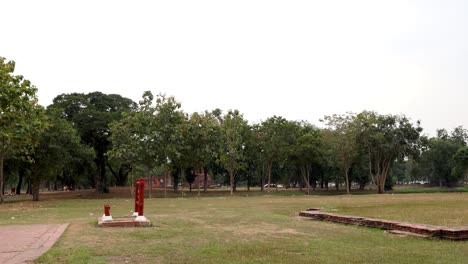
[1,0,467,135]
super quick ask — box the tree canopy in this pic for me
[0,57,44,202]
[3,56,468,199]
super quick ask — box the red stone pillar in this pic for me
[134,180,140,214]
[137,178,145,216]
[104,205,111,216]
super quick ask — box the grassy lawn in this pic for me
[0,192,467,264]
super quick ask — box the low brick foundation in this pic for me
[98,217,152,227]
[299,209,468,241]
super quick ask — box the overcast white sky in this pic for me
[1,0,467,135]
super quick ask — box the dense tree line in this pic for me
[1,57,468,201]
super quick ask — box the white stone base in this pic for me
[134,215,147,222]
[132,212,138,217]
[101,215,113,222]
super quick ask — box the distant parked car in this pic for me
[263,184,284,188]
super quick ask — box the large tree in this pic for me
[453,146,468,183]
[217,110,248,195]
[290,124,322,194]
[152,93,186,197]
[49,92,135,193]
[29,112,91,201]
[356,111,422,193]
[110,92,185,197]
[322,114,358,194]
[259,116,299,192]
[0,57,43,203]
[418,128,467,186]
[185,111,220,193]
[109,92,156,193]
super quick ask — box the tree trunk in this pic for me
[107,161,118,185]
[94,163,101,194]
[173,171,178,193]
[203,167,208,192]
[16,168,24,195]
[299,169,303,191]
[197,169,201,197]
[260,175,264,192]
[148,166,153,199]
[247,171,251,192]
[301,166,308,194]
[359,182,365,190]
[344,165,350,195]
[312,177,317,190]
[230,170,234,196]
[0,156,4,203]
[26,179,32,195]
[267,160,272,193]
[377,175,384,194]
[164,171,168,198]
[95,152,107,193]
[32,180,40,201]
[31,168,41,201]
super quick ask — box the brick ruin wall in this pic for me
[299,209,468,241]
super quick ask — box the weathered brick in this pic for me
[299,210,467,241]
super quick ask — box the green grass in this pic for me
[392,186,468,194]
[0,193,467,263]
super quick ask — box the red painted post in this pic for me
[104,205,111,216]
[134,180,140,214]
[138,178,145,216]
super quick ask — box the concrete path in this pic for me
[0,224,69,264]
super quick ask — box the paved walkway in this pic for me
[0,224,69,264]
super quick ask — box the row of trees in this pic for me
[1,57,468,201]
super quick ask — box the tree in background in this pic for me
[259,116,299,192]
[153,93,186,197]
[0,57,44,203]
[49,92,135,193]
[217,110,248,195]
[453,146,468,183]
[110,91,156,194]
[242,124,264,191]
[290,123,322,194]
[29,112,92,201]
[185,111,220,193]
[110,91,185,197]
[356,111,423,193]
[322,114,358,194]
[418,128,467,186]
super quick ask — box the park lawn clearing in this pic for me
[0,192,467,263]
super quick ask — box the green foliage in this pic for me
[49,92,135,192]
[0,57,43,202]
[217,110,249,195]
[109,91,185,196]
[356,111,423,193]
[259,116,300,191]
[451,146,468,183]
[418,128,467,187]
[289,123,322,193]
[322,114,358,193]
[29,111,93,200]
